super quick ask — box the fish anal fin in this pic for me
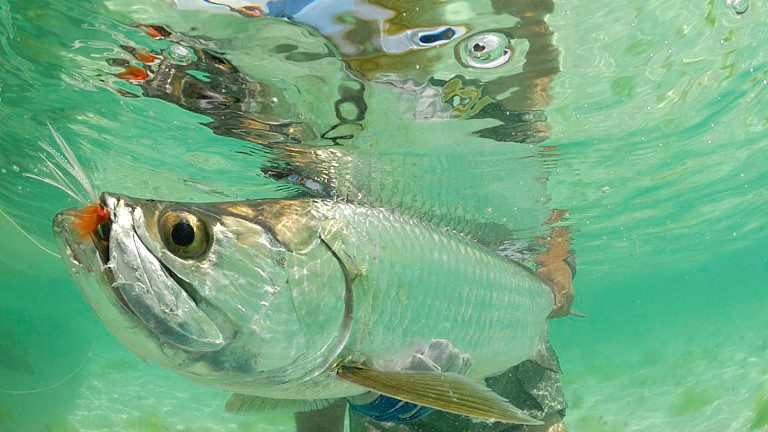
[225,393,338,414]
[337,365,542,425]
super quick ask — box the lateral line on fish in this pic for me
[0,207,60,258]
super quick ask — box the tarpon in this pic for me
[53,193,554,424]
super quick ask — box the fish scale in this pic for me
[313,201,553,379]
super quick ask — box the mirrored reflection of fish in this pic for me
[53,193,554,424]
[266,143,551,244]
[104,24,552,246]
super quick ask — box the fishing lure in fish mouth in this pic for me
[71,204,110,239]
[21,126,111,240]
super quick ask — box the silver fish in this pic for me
[53,193,554,424]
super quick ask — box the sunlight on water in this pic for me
[0,0,766,431]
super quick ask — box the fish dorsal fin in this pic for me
[225,393,338,414]
[337,365,542,425]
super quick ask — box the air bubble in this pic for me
[726,0,749,14]
[457,32,512,69]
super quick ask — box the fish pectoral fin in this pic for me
[225,393,339,414]
[337,365,542,425]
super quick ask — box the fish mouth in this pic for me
[54,195,227,354]
[54,211,127,309]
[55,209,139,324]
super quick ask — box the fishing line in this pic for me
[0,207,60,258]
[0,341,94,394]
[2,125,102,259]
[0,129,97,393]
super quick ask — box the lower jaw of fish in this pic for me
[55,220,168,363]
[54,215,121,310]
[57,211,241,379]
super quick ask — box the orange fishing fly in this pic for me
[71,204,110,239]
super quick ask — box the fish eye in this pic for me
[171,221,195,246]
[159,211,209,259]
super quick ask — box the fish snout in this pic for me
[52,208,75,234]
[99,191,128,213]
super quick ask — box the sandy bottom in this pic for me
[2,314,763,432]
[553,310,768,432]
[50,361,295,431]
[2,340,295,431]
[1,266,766,431]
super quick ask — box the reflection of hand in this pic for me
[347,340,471,423]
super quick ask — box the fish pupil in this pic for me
[171,221,195,247]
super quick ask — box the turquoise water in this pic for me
[1,0,767,431]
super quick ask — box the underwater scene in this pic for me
[1,0,767,431]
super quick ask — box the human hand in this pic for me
[536,259,573,319]
[535,216,575,319]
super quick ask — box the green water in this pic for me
[1,0,767,431]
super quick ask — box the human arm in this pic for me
[535,210,575,319]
